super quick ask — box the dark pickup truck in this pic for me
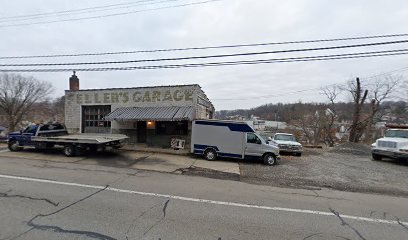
[8,123,127,157]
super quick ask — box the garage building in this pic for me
[64,73,214,149]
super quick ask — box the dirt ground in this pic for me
[239,145,408,197]
[0,142,7,149]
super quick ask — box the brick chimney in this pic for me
[69,71,79,90]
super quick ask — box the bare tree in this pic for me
[52,96,65,123]
[291,105,325,145]
[345,78,367,142]
[363,75,400,141]
[345,76,399,143]
[321,85,341,146]
[0,73,54,131]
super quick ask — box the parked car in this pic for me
[269,133,303,156]
[191,120,280,165]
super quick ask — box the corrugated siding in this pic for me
[104,106,194,121]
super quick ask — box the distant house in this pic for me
[245,116,287,131]
[225,115,247,121]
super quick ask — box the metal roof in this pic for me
[104,106,195,121]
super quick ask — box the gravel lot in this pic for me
[239,144,408,197]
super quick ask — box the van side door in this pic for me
[244,132,263,157]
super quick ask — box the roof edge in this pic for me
[65,84,201,92]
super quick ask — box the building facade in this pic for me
[65,74,214,149]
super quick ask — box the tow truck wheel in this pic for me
[263,153,277,166]
[204,148,217,161]
[8,141,21,151]
[63,145,76,157]
[372,153,382,161]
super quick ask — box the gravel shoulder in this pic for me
[239,147,408,197]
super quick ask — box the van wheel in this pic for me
[372,153,382,161]
[204,149,217,161]
[8,141,21,151]
[263,153,277,166]
[63,145,76,157]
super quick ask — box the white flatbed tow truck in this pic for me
[8,123,128,157]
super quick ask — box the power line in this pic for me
[0,0,222,28]
[0,0,157,20]
[211,66,408,101]
[0,0,177,23]
[1,49,408,72]
[2,33,408,59]
[2,40,408,67]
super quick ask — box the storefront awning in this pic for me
[104,106,194,121]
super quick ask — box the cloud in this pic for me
[0,0,407,110]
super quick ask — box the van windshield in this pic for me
[385,130,408,138]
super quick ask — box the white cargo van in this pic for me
[191,120,280,165]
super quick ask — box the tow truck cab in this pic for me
[8,125,39,147]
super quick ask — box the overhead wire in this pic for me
[1,49,408,72]
[0,0,158,20]
[0,0,222,28]
[0,0,177,23]
[2,40,408,67]
[2,33,408,59]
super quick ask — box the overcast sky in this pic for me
[1,0,408,110]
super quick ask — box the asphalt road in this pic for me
[0,155,408,240]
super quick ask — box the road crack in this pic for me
[143,199,170,236]
[124,202,163,240]
[303,233,321,239]
[25,185,116,240]
[329,208,366,240]
[2,227,34,240]
[0,191,59,207]
[395,217,408,232]
[261,189,347,201]
[162,199,170,217]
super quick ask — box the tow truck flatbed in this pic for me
[8,123,128,157]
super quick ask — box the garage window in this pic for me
[156,121,188,135]
[83,106,111,128]
[82,105,111,133]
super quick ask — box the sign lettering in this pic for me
[70,88,195,105]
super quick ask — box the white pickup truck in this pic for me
[269,133,303,156]
[371,128,408,161]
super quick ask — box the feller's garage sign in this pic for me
[67,88,194,105]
